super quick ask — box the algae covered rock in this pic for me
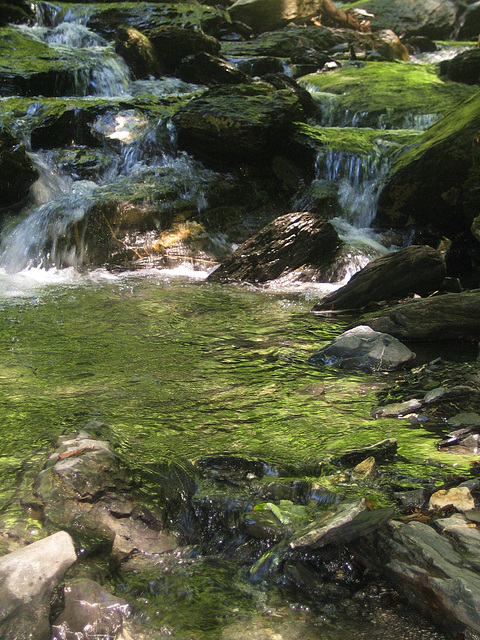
[172,82,305,164]
[308,325,416,372]
[115,25,163,79]
[375,93,480,235]
[298,61,477,128]
[0,128,38,208]
[208,211,342,283]
[440,48,480,86]
[148,26,221,74]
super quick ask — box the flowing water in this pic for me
[0,9,474,640]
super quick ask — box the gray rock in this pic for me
[372,399,422,419]
[362,291,480,342]
[393,489,429,510]
[356,520,480,634]
[308,326,415,372]
[51,578,130,640]
[290,498,393,549]
[312,245,446,312]
[0,531,77,640]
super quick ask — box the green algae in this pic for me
[293,122,421,156]
[298,62,478,128]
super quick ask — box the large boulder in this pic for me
[354,517,480,635]
[177,52,250,86]
[172,82,305,164]
[307,325,416,372]
[208,211,343,283]
[114,26,163,79]
[375,94,480,237]
[312,245,446,312]
[148,26,221,74]
[228,0,324,34]
[343,0,459,39]
[297,61,477,129]
[0,532,77,640]
[457,0,480,39]
[0,128,37,208]
[440,48,480,85]
[361,290,480,342]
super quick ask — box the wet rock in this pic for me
[332,438,398,467]
[429,486,475,512]
[344,0,458,39]
[208,212,342,283]
[355,519,480,634]
[236,56,286,78]
[393,489,429,510]
[177,52,250,86]
[196,455,265,483]
[0,128,37,209]
[432,513,480,570]
[308,326,415,372]
[351,456,377,481]
[51,579,130,640]
[438,425,480,454]
[372,399,423,419]
[0,531,77,640]
[290,498,393,549]
[172,82,305,165]
[362,291,480,342]
[440,48,480,86]
[375,93,480,239]
[312,245,446,312]
[458,1,480,39]
[33,431,180,556]
[148,26,220,74]
[228,0,321,34]
[0,1,33,26]
[298,62,474,129]
[0,26,119,98]
[115,26,163,80]
[243,500,309,541]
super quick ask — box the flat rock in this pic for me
[308,326,415,372]
[362,291,480,342]
[312,245,446,312]
[0,531,77,640]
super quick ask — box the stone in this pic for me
[332,438,398,467]
[362,291,480,342]
[228,0,323,34]
[177,52,250,86]
[114,25,163,80]
[0,128,38,208]
[0,532,77,640]
[172,82,305,164]
[354,519,480,634]
[351,456,377,480]
[440,48,480,86]
[312,245,446,312]
[447,412,480,428]
[372,399,423,419]
[375,93,480,240]
[308,326,415,372]
[148,26,220,74]
[429,487,475,512]
[51,579,130,640]
[393,489,429,510]
[290,498,393,549]
[208,212,342,283]
[458,1,480,39]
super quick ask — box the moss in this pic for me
[293,122,421,156]
[298,62,478,127]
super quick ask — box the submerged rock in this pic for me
[362,291,480,342]
[51,579,130,640]
[0,531,77,640]
[308,326,415,372]
[208,211,342,283]
[312,245,446,312]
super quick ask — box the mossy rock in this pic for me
[375,92,480,235]
[221,24,411,61]
[172,82,305,164]
[297,62,478,128]
[0,26,123,97]
[54,2,228,39]
[227,0,323,34]
[0,2,33,26]
[148,25,221,74]
[343,0,458,39]
[0,128,38,208]
[115,25,163,80]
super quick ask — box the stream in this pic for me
[0,4,476,639]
